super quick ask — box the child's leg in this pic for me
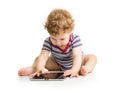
[45,57,60,71]
[80,54,97,76]
[18,57,39,76]
[18,56,60,78]
[43,56,61,79]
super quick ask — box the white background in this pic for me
[0,0,120,93]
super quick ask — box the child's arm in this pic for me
[33,50,50,76]
[64,46,82,77]
[72,46,82,73]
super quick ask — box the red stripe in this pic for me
[56,35,72,53]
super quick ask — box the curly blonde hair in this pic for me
[45,9,74,35]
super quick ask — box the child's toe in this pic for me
[18,69,25,76]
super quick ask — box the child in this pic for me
[18,9,97,78]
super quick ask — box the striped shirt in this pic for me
[42,33,82,71]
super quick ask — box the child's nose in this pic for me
[56,42,61,46]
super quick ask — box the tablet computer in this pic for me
[30,71,65,81]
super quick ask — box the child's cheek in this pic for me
[63,41,68,45]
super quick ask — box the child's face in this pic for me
[50,33,71,48]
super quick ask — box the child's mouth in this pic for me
[59,45,65,48]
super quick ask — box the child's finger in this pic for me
[63,72,71,77]
[29,72,37,77]
[70,73,79,78]
[37,72,41,76]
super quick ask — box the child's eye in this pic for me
[51,38,56,41]
[61,38,65,40]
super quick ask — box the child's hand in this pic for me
[63,69,79,78]
[30,68,48,77]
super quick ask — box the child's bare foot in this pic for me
[18,67,33,76]
[80,66,88,76]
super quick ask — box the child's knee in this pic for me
[90,54,97,63]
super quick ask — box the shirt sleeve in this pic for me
[71,35,82,48]
[42,37,51,51]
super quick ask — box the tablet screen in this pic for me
[30,71,64,81]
